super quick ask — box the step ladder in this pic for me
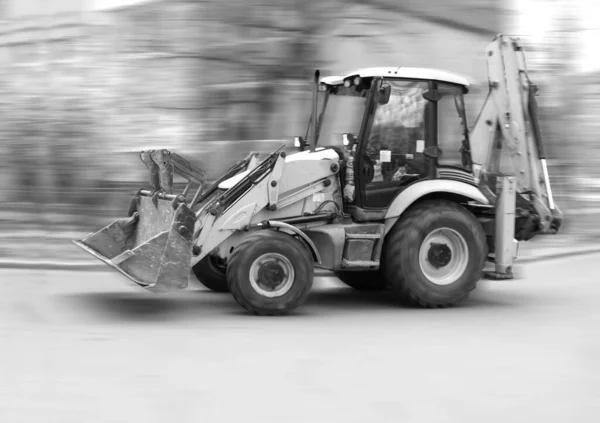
[341,224,385,270]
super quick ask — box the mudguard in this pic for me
[383,179,489,234]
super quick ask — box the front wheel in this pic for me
[383,200,487,307]
[227,230,314,315]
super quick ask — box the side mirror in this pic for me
[378,83,391,105]
[423,146,443,159]
[294,136,307,151]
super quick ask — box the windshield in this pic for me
[306,85,369,148]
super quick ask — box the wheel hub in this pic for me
[427,243,452,268]
[257,262,286,290]
[249,253,295,298]
[418,228,469,286]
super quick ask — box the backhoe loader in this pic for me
[74,34,563,315]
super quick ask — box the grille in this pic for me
[437,168,476,186]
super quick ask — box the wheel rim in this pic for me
[249,253,295,298]
[418,228,469,286]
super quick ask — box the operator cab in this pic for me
[296,66,475,220]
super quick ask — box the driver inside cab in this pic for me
[364,83,427,185]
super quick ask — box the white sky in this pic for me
[577,0,600,72]
[512,0,600,73]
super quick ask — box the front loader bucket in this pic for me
[74,195,197,294]
[73,148,264,293]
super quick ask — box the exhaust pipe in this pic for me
[310,69,320,152]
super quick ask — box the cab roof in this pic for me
[320,67,470,88]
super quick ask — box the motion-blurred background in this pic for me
[0,0,596,262]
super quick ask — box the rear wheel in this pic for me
[335,270,388,291]
[227,230,314,315]
[383,199,487,307]
[192,255,229,292]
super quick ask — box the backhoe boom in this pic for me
[470,34,562,237]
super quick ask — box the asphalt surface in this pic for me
[0,255,599,423]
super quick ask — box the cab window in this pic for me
[437,83,469,168]
[365,80,428,184]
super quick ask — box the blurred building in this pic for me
[0,0,510,212]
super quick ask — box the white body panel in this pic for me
[218,148,339,190]
[284,148,339,162]
[320,67,470,88]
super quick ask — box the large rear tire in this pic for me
[192,255,229,292]
[335,270,388,291]
[227,230,314,315]
[383,199,487,307]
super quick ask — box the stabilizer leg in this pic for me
[485,176,517,280]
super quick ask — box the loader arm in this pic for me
[470,34,562,237]
[190,146,339,267]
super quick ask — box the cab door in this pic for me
[355,79,431,209]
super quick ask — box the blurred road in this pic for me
[1,255,599,423]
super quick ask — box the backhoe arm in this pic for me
[470,34,562,236]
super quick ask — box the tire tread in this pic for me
[383,199,487,308]
[227,230,313,315]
